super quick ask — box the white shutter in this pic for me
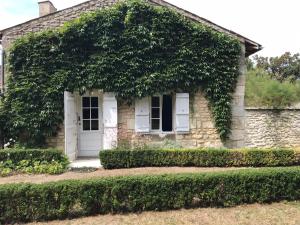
[64,91,77,161]
[175,93,189,132]
[103,92,118,149]
[135,97,150,133]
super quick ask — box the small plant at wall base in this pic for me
[0,0,241,146]
[0,149,69,176]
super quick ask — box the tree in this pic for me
[252,52,300,82]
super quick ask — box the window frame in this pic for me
[150,94,174,133]
[81,96,100,132]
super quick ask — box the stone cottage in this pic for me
[0,0,262,160]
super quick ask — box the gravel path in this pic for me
[0,167,246,184]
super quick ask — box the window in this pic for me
[151,95,173,132]
[82,96,99,131]
[135,93,189,133]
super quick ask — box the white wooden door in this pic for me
[78,93,103,157]
[64,91,77,161]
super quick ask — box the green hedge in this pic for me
[99,148,300,169]
[0,148,67,163]
[1,167,300,223]
[0,148,69,176]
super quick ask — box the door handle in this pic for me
[78,116,81,125]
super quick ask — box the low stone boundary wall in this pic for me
[245,107,300,147]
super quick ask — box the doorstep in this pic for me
[69,157,101,168]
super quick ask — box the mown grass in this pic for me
[245,69,300,108]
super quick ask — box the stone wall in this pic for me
[118,91,223,148]
[245,108,300,148]
[225,44,246,148]
[46,125,65,150]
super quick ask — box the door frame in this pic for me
[76,90,103,157]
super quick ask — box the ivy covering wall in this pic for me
[0,0,241,146]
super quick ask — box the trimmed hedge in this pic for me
[99,148,300,169]
[0,148,67,163]
[1,167,300,223]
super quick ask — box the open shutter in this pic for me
[64,91,77,161]
[103,92,117,149]
[175,93,189,132]
[135,97,150,133]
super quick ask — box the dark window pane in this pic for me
[83,108,90,119]
[83,120,90,130]
[91,120,99,130]
[91,108,98,119]
[151,108,160,118]
[151,96,160,107]
[162,95,173,131]
[151,119,160,130]
[91,97,98,107]
[82,97,90,107]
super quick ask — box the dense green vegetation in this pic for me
[99,147,299,169]
[1,167,300,223]
[251,52,300,82]
[245,68,300,108]
[0,0,241,147]
[0,148,69,176]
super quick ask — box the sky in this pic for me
[0,0,300,57]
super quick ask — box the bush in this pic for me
[245,68,300,108]
[99,148,299,169]
[1,167,300,223]
[0,148,69,176]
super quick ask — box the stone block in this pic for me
[202,121,214,129]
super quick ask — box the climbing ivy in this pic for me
[0,0,241,146]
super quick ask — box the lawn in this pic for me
[0,166,245,184]
[30,201,300,225]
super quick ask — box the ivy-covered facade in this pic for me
[0,0,261,158]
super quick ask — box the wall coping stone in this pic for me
[245,107,300,110]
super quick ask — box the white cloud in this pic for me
[1,0,300,57]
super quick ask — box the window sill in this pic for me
[135,131,190,136]
[150,131,174,135]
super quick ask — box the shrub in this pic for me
[245,68,300,108]
[0,148,69,176]
[1,167,300,223]
[99,147,299,169]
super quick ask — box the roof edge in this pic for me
[149,0,262,55]
[0,0,92,33]
[0,0,262,55]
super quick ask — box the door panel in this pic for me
[64,91,77,161]
[78,94,103,157]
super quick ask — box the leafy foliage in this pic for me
[0,148,69,176]
[245,68,300,107]
[1,0,241,146]
[2,167,300,223]
[252,52,300,82]
[99,147,299,169]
